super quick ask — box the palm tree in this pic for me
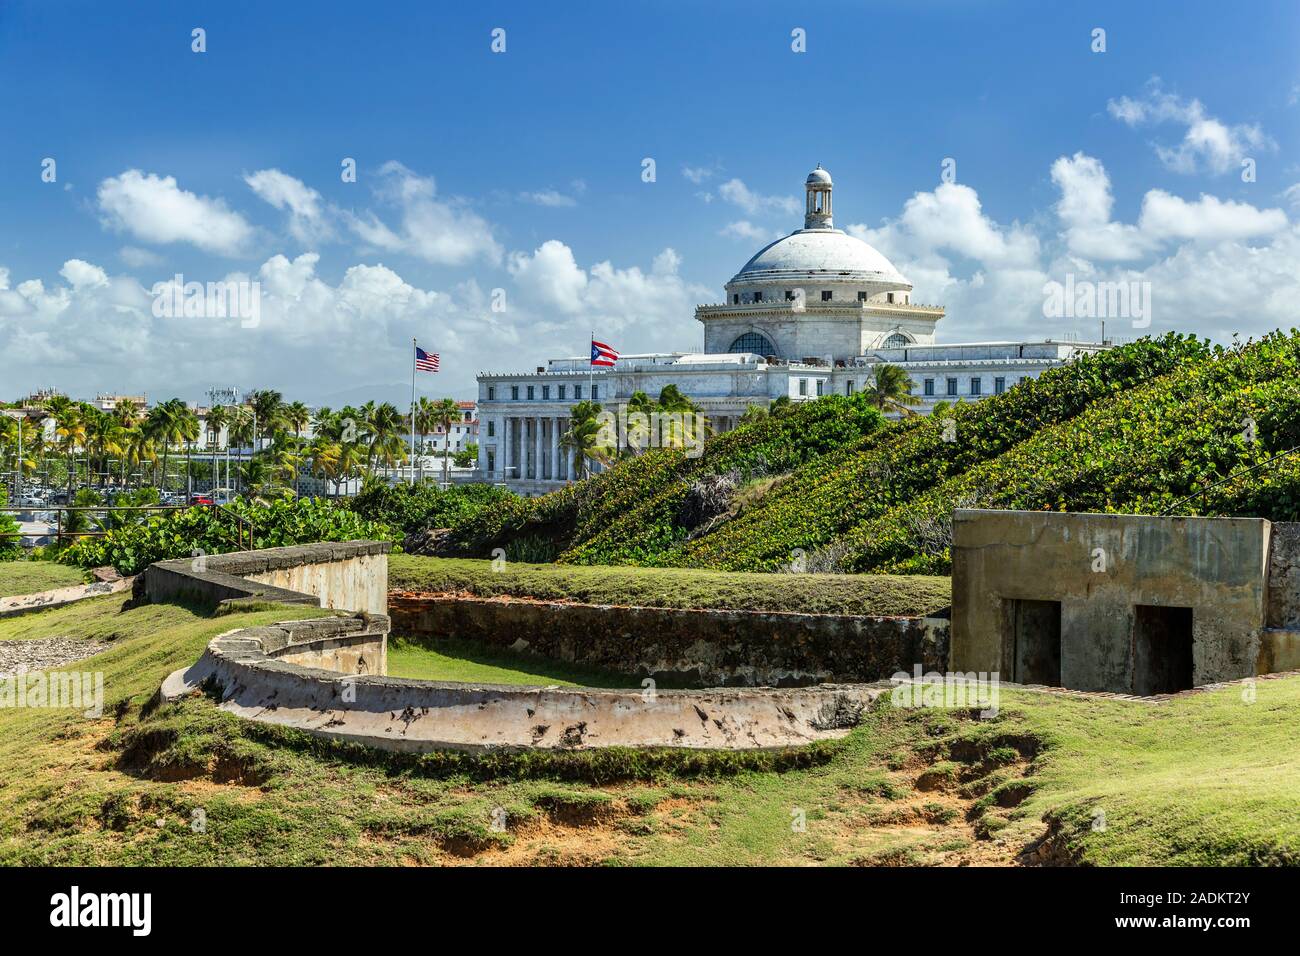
[226,406,255,495]
[559,400,612,480]
[282,400,310,496]
[249,389,284,455]
[412,397,437,481]
[432,397,461,488]
[656,384,709,450]
[363,402,405,478]
[51,399,87,501]
[83,409,124,488]
[206,405,229,495]
[865,363,922,416]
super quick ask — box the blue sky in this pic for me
[1,0,1297,404]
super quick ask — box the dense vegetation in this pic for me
[446,392,890,563]
[444,332,1265,572]
[59,497,390,575]
[348,481,513,538]
[389,555,952,617]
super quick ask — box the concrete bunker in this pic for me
[954,510,1300,695]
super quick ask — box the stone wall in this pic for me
[388,592,949,687]
[144,541,390,615]
[160,612,884,752]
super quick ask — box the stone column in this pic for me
[477,422,489,475]
[534,416,543,482]
[549,416,559,481]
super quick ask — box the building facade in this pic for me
[476,167,1110,493]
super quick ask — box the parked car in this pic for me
[189,494,214,506]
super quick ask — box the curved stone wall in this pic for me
[162,614,882,751]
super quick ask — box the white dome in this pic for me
[728,229,910,288]
[806,166,832,186]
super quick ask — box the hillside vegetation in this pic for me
[444,332,1300,573]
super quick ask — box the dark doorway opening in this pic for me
[1008,599,1062,686]
[1133,605,1194,695]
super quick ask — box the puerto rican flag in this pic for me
[590,339,619,367]
[415,345,440,372]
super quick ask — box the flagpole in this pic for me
[409,337,417,486]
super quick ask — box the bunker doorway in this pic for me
[1133,605,1194,695]
[1008,599,1062,686]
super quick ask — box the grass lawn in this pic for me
[387,637,644,688]
[0,593,1298,865]
[0,561,90,599]
[389,554,952,617]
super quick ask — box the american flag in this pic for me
[590,339,619,367]
[415,345,440,372]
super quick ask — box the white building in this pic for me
[476,166,1110,493]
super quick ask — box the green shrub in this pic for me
[0,486,20,560]
[348,480,513,537]
[60,497,393,575]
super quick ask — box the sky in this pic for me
[1,0,1297,405]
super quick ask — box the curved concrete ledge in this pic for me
[162,615,883,752]
[0,576,134,618]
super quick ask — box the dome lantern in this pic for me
[805,164,833,229]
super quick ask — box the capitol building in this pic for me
[476,167,1109,492]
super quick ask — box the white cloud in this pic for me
[245,168,332,243]
[848,182,1040,270]
[97,170,256,256]
[1137,190,1287,241]
[681,163,719,185]
[720,220,781,243]
[508,240,588,313]
[347,161,502,266]
[59,259,109,289]
[518,189,578,208]
[1108,78,1276,175]
[1051,153,1152,260]
[718,178,800,217]
[841,154,1299,346]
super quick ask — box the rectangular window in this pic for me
[732,294,739,304]
[821,290,832,302]
[946,377,958,397]
[510,386,519,401]
[558,384,566,400]
[487,385,496,401]
[994,376,1006,395]
[857,291,868,302]
[785,290,795,300]
[816,379,824,396]
[846,381,854,395]
[887,293,895,303]
[592,384,599,399]
[574,385,582,399]
[542,385,550,400]
[970,378,982,396]
[798,378,808,397]
[487,421,495,437]
[526,385,535,400]
[924,378,935,397]
[753,291,763,302]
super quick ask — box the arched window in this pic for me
[883,333,910,349]
[729,332,777,356]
